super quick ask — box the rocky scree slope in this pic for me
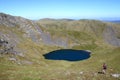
[0,13,120,58]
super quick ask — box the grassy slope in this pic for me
[1,45,119,80]
[0,20,120,80]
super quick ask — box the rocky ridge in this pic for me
[0,13,120,56]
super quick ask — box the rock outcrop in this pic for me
[0,12,120,52]
[0,13,68,48]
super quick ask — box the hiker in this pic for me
[102,63,107,74]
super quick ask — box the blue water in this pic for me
[43,49,91,61]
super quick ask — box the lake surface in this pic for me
[43,49,91,61]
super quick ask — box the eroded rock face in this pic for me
[103,26,120,46]
[1,12,120,49]
[0,39,16,54]
[0,13,68,48]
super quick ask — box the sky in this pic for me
[0,0,120,20]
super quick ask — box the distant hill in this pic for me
[111,20,120,23]
[105,20,120,23]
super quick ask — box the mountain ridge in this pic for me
[1,12,120,48]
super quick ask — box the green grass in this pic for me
[0,43,120,80]
[0,20,120,80]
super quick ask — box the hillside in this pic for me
[38,18,120,47]
[0,13,120,80]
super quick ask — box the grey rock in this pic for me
[103,26,120,46]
